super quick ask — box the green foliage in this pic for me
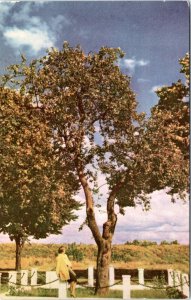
[160,240,179,245]
[0,86,80,268]
[125,240,157,246]
[152,272,166,289]
[171,240,179,245]
[166,287,186,299]
[8,286,58,297]
[0,284,9,294]
[144,53,189,199]
[66,243,84,262]
[0,44,189,292]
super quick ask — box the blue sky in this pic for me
[0,1,189,244]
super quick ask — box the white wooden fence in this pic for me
[0,267,189,299]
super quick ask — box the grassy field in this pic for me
[0,243,189,273]
[4,287,169,299]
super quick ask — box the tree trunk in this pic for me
[15,236,23,271]
[95,239,112,295]
[76,161,119,296]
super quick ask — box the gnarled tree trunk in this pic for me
[76,160,119,296]
[15,235,23,271]
[95,238,112,295]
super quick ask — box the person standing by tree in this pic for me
[56,246,77,297]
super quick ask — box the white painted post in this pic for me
[182,273,189,298]
[30,269,37,286]
[174,270,180,288]
[0,273,2,287]
[109,265,115,287]
[138,268,144,285]
[46,271,59,289]
[167,269,174,286]
[180,273,183,293]
[88,266,94,287]
[176,271,181,291]
[21,270,28,286]
[58,281,67,299]
[122,275,131,299]
[8,271,17,286]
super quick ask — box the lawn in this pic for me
[3,286,180,299]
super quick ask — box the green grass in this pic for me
[8,287,58,297]
[131,289,169,298]
[7,287,122,298]
[7,287,173,298]
[0,284,9,294]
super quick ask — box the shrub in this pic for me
[125,240,157,246]
[166,287,186,299]
[66,243,84,262]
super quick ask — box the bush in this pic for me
[166,287,186,299]
[66,243,84,262]
[160,240,180,245]
[152,272,166,289]
[125,240,157,246]
[171,240,179,245]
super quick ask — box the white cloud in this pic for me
[150,85,163,94]
[4,26,55,53]
[119,57,150,73]
[0,2,55,54]
[37,189,189,244]
[114,190,189,244]
[0,2,71,55]
[0,189,188,245]
[137,78,150,83]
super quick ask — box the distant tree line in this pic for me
[125,239,179,246]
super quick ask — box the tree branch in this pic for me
[75,159,102,245]
[103,178,126,239]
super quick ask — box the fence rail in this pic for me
[0,267,189,299]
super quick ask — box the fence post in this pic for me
[88,266,94,287]
[46,271,59,289]
[21,270,28,286]
[8,271,17,286]
[138,268,144,285]
[0,273,2,287]
[109,265,115,287]
[122,275,131,299]
[174,270,180,288]
[180,273,183,293]
[182,273,189,298]
[167,269,174,286]
[30,268,37,286]
[176,271,181,291]
[58,281,67,299]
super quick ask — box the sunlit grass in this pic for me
[0,243,189,273]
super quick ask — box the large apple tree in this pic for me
[1,44,189,292]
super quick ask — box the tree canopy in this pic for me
[0,43,189,290]
[0,85,80,269]
[142,53,189,200]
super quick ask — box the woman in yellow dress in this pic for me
[56,246,77,297]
